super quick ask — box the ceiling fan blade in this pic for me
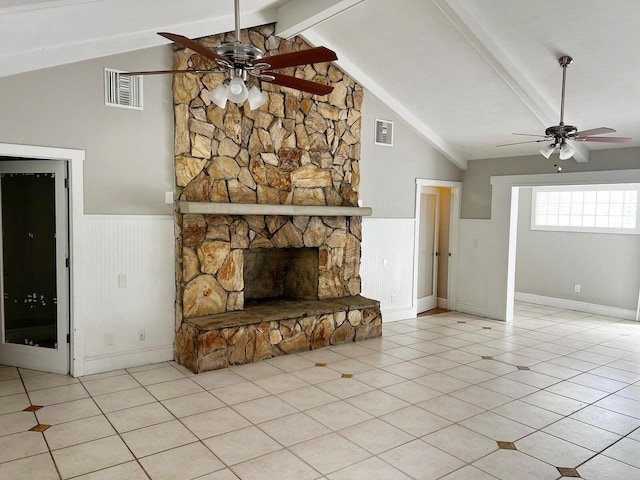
[496,139,551,147]
[121,69,221,76]
[260,46,337,70]
[511,133,549,138]
[574,136,632,143]
[573,127,616,137]
[158,32,230,65]
[264,72,334,95]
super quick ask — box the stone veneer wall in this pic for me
[173,24,364,331]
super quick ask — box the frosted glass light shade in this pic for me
[247,85,268,110]
[539,144,556,159]
[209,84,228,108]
[559,142,576,160]
[227,77,248,103]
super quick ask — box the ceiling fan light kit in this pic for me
[559,141,576,160]
[498,55,631,159]
[539,144,556,159]
[122,0,337,110]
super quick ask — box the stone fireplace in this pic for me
[171,24,381,373]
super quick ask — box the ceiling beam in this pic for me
[433,0,590,163]
[275,0,365,39]
[302,29,468,170]
[0,7,277,78]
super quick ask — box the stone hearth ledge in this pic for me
[178,201,372,217]
[175,295,382,373]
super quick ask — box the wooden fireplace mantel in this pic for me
[178,201,373,217]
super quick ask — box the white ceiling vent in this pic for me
[104,68,143,110]
[375,119,393,146]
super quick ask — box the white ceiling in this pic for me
[3,0,640,169]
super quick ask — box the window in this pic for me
[531,184,640,235]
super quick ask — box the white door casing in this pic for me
[0,143,84,376]
[413,179,462,316]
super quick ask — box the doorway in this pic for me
[0,159,70,374]
[414,180,461,315]
[417,187,440,312]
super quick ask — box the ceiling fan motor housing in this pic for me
[545,124,577,139]
[216,43,263,66]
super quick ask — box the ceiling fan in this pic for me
[497,55,631,160]
[122,0,337,110]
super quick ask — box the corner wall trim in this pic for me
[515,292,637,321]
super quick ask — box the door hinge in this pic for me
[448,252,452,257]
[435,252,440,257]
[66,333,70,344]
[65,258,70,268]
[64,178,69,189]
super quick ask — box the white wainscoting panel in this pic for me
[76,215,175,375]
[361,218,416,322]
[456,219,492,318]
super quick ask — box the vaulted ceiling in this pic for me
[3,0,640,170]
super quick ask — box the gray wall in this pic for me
[360,92,462,218]
[462,147,640,219]
[515,187,640,310]
[0,46,174,215]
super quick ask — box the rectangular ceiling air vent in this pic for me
[375,119,393,146]
[104,68,143,110]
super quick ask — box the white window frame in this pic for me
[531,183,640,235]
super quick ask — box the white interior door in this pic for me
[417,187,440,313]
[0,160,69,374]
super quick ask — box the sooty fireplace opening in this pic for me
[243,248,319,302]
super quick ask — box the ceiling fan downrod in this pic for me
[558,55,573,126]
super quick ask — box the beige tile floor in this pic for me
[2,302,640,479]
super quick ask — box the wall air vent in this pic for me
[375,119,394,146]
[104,68,143,110]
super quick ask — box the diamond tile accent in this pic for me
[23,405,43,412]
[4,302,640,480]
[557,467,580,477]
[30,424,51,432]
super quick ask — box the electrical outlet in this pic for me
[391,294,397,303]
[104,332,114,346]
[117,274,127,288]
[165,191,173,204]
[138,330,146,342]
[574,284,581,293]
[383,259,389,268]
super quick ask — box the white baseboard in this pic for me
[515,292,637,321]
[456,302,488,318]
[437,297,447,309]
[82,345,174,376]
[381,305,417,322]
